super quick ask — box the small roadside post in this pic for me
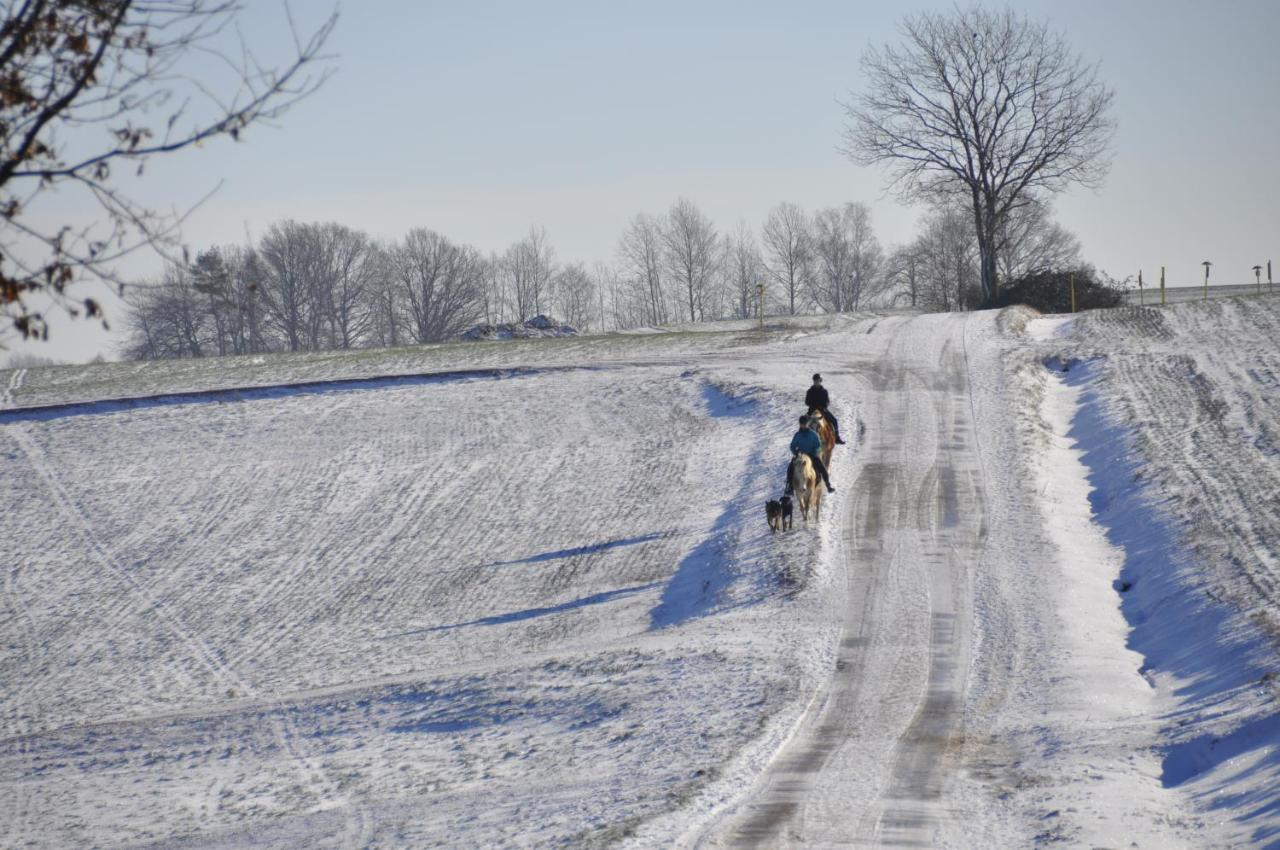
[1202,260,1212,300]
[1138,269,1144,306]
[757,283,764,330]
[1161,266,1166,306]
[1070,271,1077,313]
[1255,265,1264,295]
[1270,260,1274,294]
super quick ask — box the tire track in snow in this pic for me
[4,423,373,849]
[1,368,25,409]
[0,555,39,849]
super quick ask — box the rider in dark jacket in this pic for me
[785,415,834,495]
[804,373,845,444]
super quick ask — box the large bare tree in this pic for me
[0,1,336,342]
[843,7,1114,302]
[389,228,486,344]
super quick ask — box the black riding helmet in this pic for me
[812,373,822,382]
[798,414,809,425]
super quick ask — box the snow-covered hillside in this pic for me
[1,317,863,848]
[1030,298,1280,848]
[2,300,1278,848]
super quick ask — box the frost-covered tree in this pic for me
[811,203,883,312]
[617,213,668,326]
[762,202,812,316]
[662,198,719,323]
[724,221,764,320]
[553,263,596,331]
[500,227,557,321]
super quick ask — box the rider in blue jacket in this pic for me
[785,415,835,495]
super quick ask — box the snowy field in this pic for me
[1,317,861,848]
[2,299,1279,847]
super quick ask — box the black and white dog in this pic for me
[767,495,795,533]
[766,499,783,533]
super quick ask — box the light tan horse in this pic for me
[807,408,836,468]
[790,452,822,522]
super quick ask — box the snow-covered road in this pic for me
[3,302,1279,848]
[702,315,986,846]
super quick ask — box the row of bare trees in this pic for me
[125,222,601,359]
[125,191,1080,359]
[615,194,1077,320]
[613,198,889,325]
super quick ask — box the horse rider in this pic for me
[805,372,846,444]
[785,415,835,495]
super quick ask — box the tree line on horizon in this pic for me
[6,4,1119,357]
[123,194,1084,361]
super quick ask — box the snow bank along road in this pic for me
[3,302,1280,847]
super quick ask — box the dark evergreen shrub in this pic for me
[983,266,1126,313]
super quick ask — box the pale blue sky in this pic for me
[12,0,1280,363]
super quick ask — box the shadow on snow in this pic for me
[384,582,663,637]
[478,533,667,568]
[0,364,612,422]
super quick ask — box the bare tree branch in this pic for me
[0,0,337,342]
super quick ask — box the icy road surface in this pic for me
[4,304,1280,847]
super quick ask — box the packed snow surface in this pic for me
[2,300,1278,848]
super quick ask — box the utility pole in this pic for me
[757,283,764,329]
[1070,272,1077,313]
[1161,266,1166,306]
[1202,260,1212,300]
[1138,269,1144,306]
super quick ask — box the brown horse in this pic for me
[807,408,836,468]
[790,452,822,522]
